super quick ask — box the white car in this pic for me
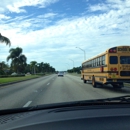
[11,72,17,75]
[58,72,64,77]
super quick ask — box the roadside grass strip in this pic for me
[124,83,130,87]
[68,73,81,77]
[0,75,41,84]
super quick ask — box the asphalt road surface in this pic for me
[0,74,130,110]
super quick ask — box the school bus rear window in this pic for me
[110,56,118,64]
[120,56,130,64]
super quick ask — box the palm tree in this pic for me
[7,47,27,73]
[0,33,11,46]
[37,62,44,73]
[0,61,10,75]
[25,64,31,73]
[43,63,50,73]
[30,61,37,74]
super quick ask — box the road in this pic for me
[0,74,130,110]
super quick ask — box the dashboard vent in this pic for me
[0,112,32,124]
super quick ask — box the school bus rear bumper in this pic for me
[105,79,130,84]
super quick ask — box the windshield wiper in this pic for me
[0,95,130,115]
[30,95,130,109]
[94,95,130,103]
[28,95,130,110]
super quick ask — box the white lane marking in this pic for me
[23,101,32,107]
[47,83,50,85]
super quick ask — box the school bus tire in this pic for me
[83,79,86,83]
[83,76,86,83]
[92,76,97,88]
[112,83,124,88]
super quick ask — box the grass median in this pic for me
[0,75,42,84]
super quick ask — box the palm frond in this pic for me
[9,48,15,53]
[7,56,11,62]
[20,55,27,63]
[0,33,11,46]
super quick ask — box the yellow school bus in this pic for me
[81,46,130,88]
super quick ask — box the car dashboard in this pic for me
[0,103,130,130]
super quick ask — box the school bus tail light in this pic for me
[114,68,117,71]
[110,67,118,75]
[110,67,117,71]
[109,47,117,53]
[100,66,104,72]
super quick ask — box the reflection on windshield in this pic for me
[120,56,130,64]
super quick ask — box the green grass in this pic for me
[68,73,81,77]
[124,83,130,87]
[0,75,41,84]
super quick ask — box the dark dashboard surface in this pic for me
[0,104,130,130]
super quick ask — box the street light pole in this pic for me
[69,59,74,68]
[65,65,68,71]
[76,47,86,60]
[66,63,70,69]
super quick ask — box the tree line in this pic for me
[0,33,55,75]
[0,33,81,75]
[67,66,81,74]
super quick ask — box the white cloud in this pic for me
[42,13,57,18]
[7,5,26,13]
[89,4,109,12]
[88,0,130,13]
[0,0,130,70]
[0,0,59,13]
[0,14,10,19]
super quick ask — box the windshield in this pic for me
[0,0,130,110]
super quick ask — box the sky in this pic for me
[0,0,130,71]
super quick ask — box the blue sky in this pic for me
[0,0,130,71]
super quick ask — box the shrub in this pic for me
[0,74,25,78]
[31,73,45,76]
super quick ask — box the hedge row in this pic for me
[0,75,25,78]
[31,73,45,76]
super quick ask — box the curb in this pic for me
[0,76,43,87]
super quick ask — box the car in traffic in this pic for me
[58,72,64,77]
